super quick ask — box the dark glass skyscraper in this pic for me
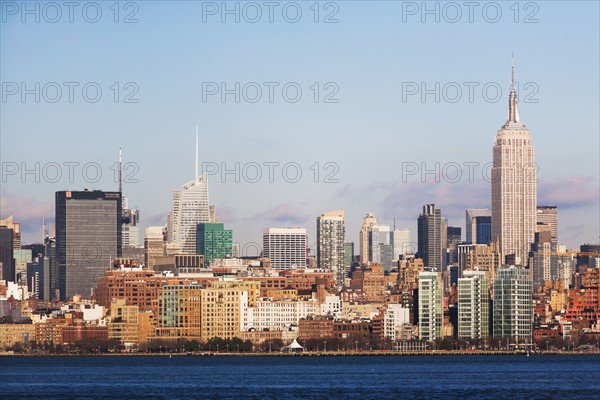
[55,190,122,301]
[475,216,492,244]
[417,204,442,271]
[0,226,15,282]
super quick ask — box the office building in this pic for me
[144,226,165,269]
[536,206,558,244]
[359,213,378,265]
[196,223,233,267]
[170,129,210,254]
[491,62,537,266]
[417,204,443,271]
[263,228,307,269]
[465,209,492,245]
[55,190,122,300]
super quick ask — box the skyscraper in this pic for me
[465,208,492,244]
[144,226,165,269]
[391,228,412,260]
[263,227,307,269]
[359,213,378,265]
[0,226,15,282]
[196,223,233,267]
[491,61,537,266]
[493,266,533,342]
[458,270,489,339]
[536,206,558,244]
[418,271,442,342]
[55,190,122,300]
[316,210,345,285]
[170,128,210,254]
[121,199,140,248]
[417,204,443,271]
[445,226,462,265]
[368,224,392,270]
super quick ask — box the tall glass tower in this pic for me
[170,127,210,254]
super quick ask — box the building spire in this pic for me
[195,126,199,181]
[118,147,123,195]
[508,55,520,124]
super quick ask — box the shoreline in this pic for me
[2,350,598,357]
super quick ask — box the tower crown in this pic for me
[502,57,526,129]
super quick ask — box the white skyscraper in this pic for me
[418,271,442,342]
[491,61,537,266]
[263,227,307,269]
[458,270,489,339]
[170,127,210,254]
[317,210,346,285]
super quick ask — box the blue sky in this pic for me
[1,1,599,252]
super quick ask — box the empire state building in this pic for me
[491,61,537,266]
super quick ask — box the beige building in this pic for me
[155,285,202,340]
[458,241,502,285]
[154,280,260,342]
[144,226,165,269]
[109,298,140,346]
[491,63,537,266]
[398,257,425,291]
[200,281,260,340]
[359,213,378,265]
[0,323,36,348]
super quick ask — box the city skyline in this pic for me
[2,2,599,251]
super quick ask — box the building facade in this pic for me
[418,271,442,341]
[55,190,122,301]
[263,228,307,270]
[316,210,346,285]
[491,64,537,266]
[417,204,443,271]
[170,131,210,254]
[359,213,378,265]
[493,267,533,342]
[458,270,489,339]
[196,223,233,267]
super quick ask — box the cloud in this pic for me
[1,191,54,243]
[247,203,310,226]
[538,175,599,209]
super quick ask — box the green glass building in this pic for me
[196,223,233,267]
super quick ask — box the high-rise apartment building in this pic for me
[458,270,489,339]
[493,266,533,342]
[417,204,443,271]
[418,271,442,341]
[316,210,345,285]
[491,63,537,266]
[263,228,307,269]
[170,129,210,254]
[196,223,233,267]
[55,190,122,300]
